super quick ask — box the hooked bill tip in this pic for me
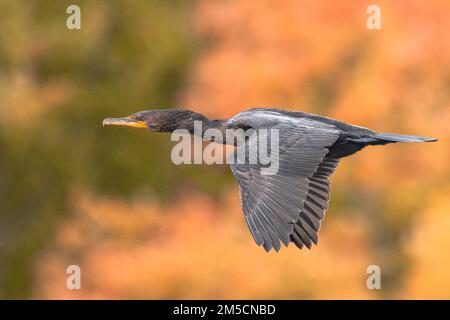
[102,117,124,127]
[102,118,111,126]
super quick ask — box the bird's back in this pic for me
[241,107,374,136]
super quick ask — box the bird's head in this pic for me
[103,109,209,133]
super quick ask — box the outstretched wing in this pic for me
[230,119,340,252]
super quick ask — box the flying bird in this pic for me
[103,108,437,252]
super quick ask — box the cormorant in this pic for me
[103,108,437,252]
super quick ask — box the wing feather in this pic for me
[230,118,340,251]
[290,157,340,249]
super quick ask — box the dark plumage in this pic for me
[103,108,437,252]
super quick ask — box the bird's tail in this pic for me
[374,133,438,143]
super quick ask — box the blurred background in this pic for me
[0,0,449,299]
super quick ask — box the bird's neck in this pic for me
[185,119,228,137]
[160,111,224,134]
